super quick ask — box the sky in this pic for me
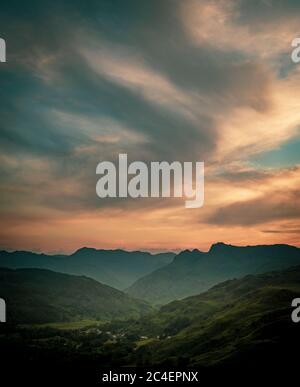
[0,0,299,253]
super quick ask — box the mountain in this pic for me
[0,267,151,324]
[0,248,174,289]
[3,265,298,375]
[126,243,300,304]
[124,265,300,368]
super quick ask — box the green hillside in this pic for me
[0,268,152,324]
[0,265,299,374]
[129,265,300,367]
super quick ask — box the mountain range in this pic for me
[126,242,300,304]
[1,264,299,373]
[0,248,174,290]
[2,242,300,307]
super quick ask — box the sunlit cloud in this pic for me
[0,0,299,252]
[181,0,300,60]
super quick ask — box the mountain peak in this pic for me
[177,248,203,256]
[72,247,97,255]
[173,248,204,263]
[209,242,233,253]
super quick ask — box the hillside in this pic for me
[2,265,299,375]
[0,268,151,324]
[125,265,300,368]
[0,248,174,289]
[126,243,300,304]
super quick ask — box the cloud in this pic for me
[0,0,300,251]
[205,172,300,225]
[262,229,300,234]
[180,0,300,60]
[206,190,300,225]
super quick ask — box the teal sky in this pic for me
[253,135,300,168]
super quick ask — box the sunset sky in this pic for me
[0,0,299,253]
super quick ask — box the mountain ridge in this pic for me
[0,248,175,290]
[127,242,300,304]
[0,267,152,324]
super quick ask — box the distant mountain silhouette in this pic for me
[0,248,174,289]
[0,267,151,324]
[126,243,300,304]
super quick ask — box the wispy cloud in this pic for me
[0,0,299,252]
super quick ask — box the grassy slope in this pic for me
[0,265,299,372]
[130,265,300,367]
